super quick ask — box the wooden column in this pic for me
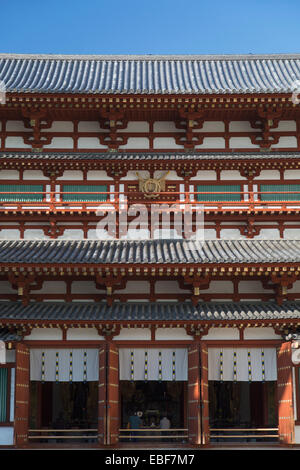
[187,340,209,445]
[14,343,30,447]
[200,342,209,444]
[277,341,295,445]
[98,345,106,445]
[98,341,119,445]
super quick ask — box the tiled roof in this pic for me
[1,53,300,95]
[1,151,300,161]
[0,239,299,264]
[0,300,299,322]
[0,327,22,341]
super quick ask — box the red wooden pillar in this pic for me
[187,341,209,446]
[277,342,295,445]
[98,345,106,445]
[14,343,30,447]
[200,342,209,444]
[98,341,119,446]
[107,341,119,445]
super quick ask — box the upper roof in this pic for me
[1,53,300,95]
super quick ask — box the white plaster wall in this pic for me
[155,328,193,340]
[23,170,49,180]
[271,136,297,148]
[255,229,280,239]
[255,170,281,180]
[86,170,113,181]
[44,121,74,132]
[220,170,246,180]
[0,170,19,179]
[153,121,178,132]
[201,280,233,294]
[272,120,297,131]
[115,281,150,294]
[196,137,225,148]
[113,328,151,340]
[153,137,184,149]
[196,121,225,132]
[5,137,31,148]
[190,170,217,181]
[71,281,105,294]
[6,120,31,132]
[66,328,104,340]
[220,229,242,239]
[285,229,300,240]
[239,281,272,294]
[0,281,16,294]
[34,281,66,294]
[119,137,150,149]
[229,137,259,148]
[202,327,240,340]
[57,170,83,180]
[243,327,281,340]
[155,281,189,293]
[23,230,48,240]
[24,328,63,340]
[77,137,107,149]
[285,170,300,179]
[43,137,74,149]
[78,121,107,132]
[57,230,84,240]
[229,121,257,132]
[122,121,149,132]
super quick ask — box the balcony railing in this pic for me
[0,190,299,212]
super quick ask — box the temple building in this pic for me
[1,53,300,447]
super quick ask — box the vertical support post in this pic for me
[187,341,201,445]
[14,343,30,447]
[98,341,119,446]
[277,341,295,445]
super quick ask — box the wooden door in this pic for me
[14,343,30,447]
[277,342,295,445]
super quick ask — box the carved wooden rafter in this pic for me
[21,108,53,149]
[250,108,283,149]
[175,109,205,149]
[98,110,129,149]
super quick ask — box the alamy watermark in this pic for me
[94,198,205,246]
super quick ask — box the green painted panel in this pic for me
[0,184,43,202]
[62,185,108,202]
[260,184,300,201]
[0,368,8,422]
[196,184,241,202]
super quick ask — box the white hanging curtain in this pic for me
[208,347,277,382]
[30,349,99,382]
[119,348,188,381]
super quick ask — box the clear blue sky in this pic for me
[1,0,300,55]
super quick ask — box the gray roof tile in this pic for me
[1,53,300,94]
[0,239,299,264]
[0,301,299,322]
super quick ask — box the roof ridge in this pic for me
[1,52,300,61]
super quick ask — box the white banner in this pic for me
[208,347,277,382]
[119,348,188,381]
[30,349,99,382]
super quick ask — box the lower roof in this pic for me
[0,239,299,265]
[0,300,299,322]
